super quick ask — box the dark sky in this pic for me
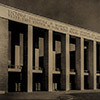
[0,0,100,33]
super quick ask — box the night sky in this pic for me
[0,0,100,33]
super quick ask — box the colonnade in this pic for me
[27,25,97,92]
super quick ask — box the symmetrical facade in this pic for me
[0,4,100,93]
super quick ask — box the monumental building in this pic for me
[0,3,100,93]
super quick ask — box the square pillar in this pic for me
[76,37,84,90]
[27,25,33,92]
[66,34,70,91]
[61,34,70,91]
[48,29,53,91]
[93,41,97,89]
[44,29,53,91]
[0,18,8,93]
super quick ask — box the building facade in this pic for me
[0,4,100,93]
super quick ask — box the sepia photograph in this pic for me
[0,0,100,100]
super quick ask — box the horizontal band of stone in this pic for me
[0,3,100,41]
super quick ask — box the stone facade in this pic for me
[0,4,100,93]
[0,17,8,93]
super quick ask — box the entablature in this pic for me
[0,3,100,42]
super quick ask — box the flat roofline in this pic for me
[0,3,100,41]
[0,3,97,34]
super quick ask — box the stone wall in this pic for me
[0,17,8,92]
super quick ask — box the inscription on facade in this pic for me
[69,28,80,36]
[7,9,100,41]
[8,10,69,33]
[69,27,96,40]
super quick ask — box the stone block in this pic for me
[15,45,20,67]
[39,37,44,57]
[20,33,23,66]
[55,41,61,54]
[35,48,39,70]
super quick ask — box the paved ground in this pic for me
[59,92,100,100]
[0,91,100,100]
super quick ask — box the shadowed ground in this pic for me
[60,93,100,100]
[0,91,100,100]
